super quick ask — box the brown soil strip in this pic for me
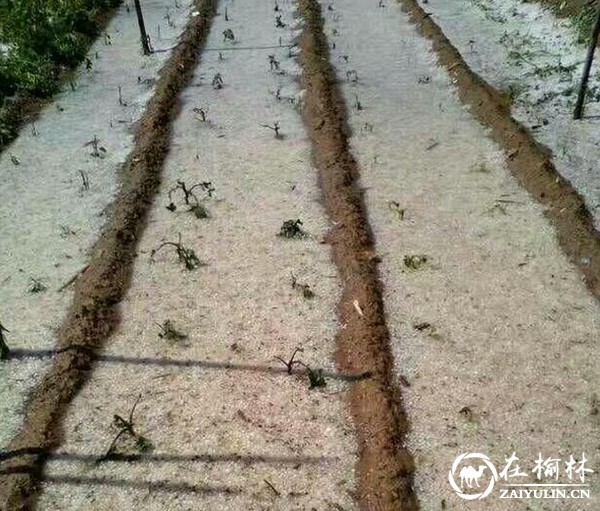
[298,1,419,510]
[400,0,600,299]
[0,1,217,509]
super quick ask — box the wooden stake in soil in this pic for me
[134,0,152,55]
[574,5,600,119]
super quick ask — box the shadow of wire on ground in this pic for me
[45,475,242,494]
[4,347,373,382]
[1,350,359,493]
[1,466,242,495]
[0,448,337,497]
[0,447,336,466]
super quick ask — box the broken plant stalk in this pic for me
[97,394,153,463]
[151,234,203,270]
[275,347,304,374]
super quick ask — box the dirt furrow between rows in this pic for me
[0,0,218,508]
[299,1,419,510]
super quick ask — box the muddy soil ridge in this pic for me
[299,0,419,509]
[0,0,218,508]
[400,0,600,301]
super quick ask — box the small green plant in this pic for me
[28,278,47,293]
[59,225,77,238]
[157,320,187,343]
[426,139,439,151]
[487,203,507,215]
[97,395,153,463]
[388,201,405,220]
[404,254,428,270]
[459,405,477,423]
[268,54,280,71]
[505,82,525,103]
[117,84,126,106]
[166,180,214,219]
[346,69,358,83]
[79,170,90,191]
[590,392,599,417]
[212,73,224,89]
[223,28,235,42]
[470,162,491,174]
[151,235,204,270]
[297,362,326,389]
[291,273,315,299]
[307,368,326,388]
[275,349,326,388]
[414,322,431,331]
[278,219,306,238]
[353,94,363,110]
[275,15,286,28]
[413,321,442,340]
[165,8,175,28]
[189,203,209,219]
[192,106,209,122]
[0,323,10,360]
[84,135,106,158]
[275,347,304,374]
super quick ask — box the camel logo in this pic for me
[449,453,499,500]
[460,465,486,488]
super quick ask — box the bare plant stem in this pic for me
[97,395,152,463]
[275,347,304,374]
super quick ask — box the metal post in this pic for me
[574,5,600,120]
[133,0,151,55]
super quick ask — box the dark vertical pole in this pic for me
[133,0,151,55]
[574,5,600,119]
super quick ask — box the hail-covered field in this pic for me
[2,0,600,510]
